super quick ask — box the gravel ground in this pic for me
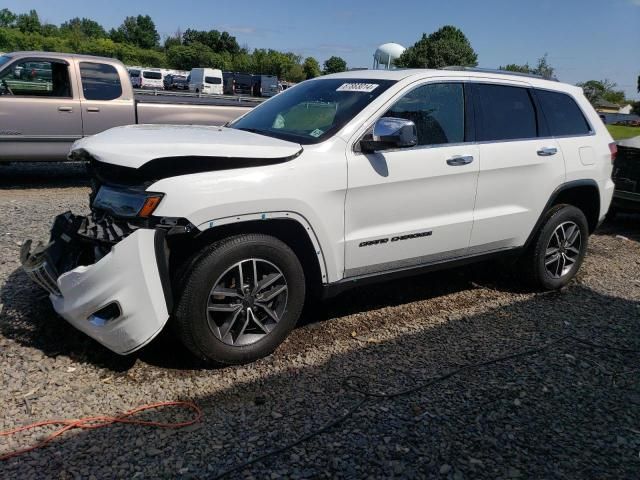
[1,162,639,479]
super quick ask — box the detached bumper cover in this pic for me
[21,219,171,355]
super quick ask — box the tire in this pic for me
[521,204,589,290]
[174,234,305,365]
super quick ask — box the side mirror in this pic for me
[360,117,418,153]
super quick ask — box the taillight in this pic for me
[609,142,617,165]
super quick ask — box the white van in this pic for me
[138,69,164,90]
[189,68,223,95]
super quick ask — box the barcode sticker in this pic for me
[336,83,379,93]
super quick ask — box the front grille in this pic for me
[77,212,139,244]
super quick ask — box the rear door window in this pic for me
[536,89,591,136]
[475,84,537,141]
[205,76,222,85]
[79,62,122,101]
[384,82,465,146]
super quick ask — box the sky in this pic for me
[4,0,639,99]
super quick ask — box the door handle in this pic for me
[446,155,474,166]
[87,107,100,112]
[57,106,73,112]
[537,147,558,156]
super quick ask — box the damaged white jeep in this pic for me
[21,69,615,364]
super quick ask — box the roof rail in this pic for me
[441,66,558,82]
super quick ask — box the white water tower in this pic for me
[373,43,406,69]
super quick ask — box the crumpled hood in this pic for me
[71,124,302,169]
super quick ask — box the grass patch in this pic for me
[607,124,640,141]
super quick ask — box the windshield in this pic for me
[230,78,395,144]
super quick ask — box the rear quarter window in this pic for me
[475,84,538,141]
[205,76,222,85]
[536,89,591,136]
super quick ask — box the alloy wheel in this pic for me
[544,221,582,279]
[206,258,288,346]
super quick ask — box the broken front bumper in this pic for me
[20,214,171,355]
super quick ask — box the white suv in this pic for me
[21,68,616,364]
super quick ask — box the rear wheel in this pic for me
[521,204,589,290]
[174,234,305,365]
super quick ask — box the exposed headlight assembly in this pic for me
[93,186,163,218]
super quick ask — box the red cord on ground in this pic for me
[0,400,203,461]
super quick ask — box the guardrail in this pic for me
[133,88,265,104]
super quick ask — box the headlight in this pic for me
[93,186,163,218]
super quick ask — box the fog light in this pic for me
[89,302,121,326]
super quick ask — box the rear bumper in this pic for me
[21,216,171,354]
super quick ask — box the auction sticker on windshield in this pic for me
[336,83,379,93]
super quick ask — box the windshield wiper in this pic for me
[236,127,268,136]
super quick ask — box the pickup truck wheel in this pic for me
[522,204,588,290]
[174,234,305,365]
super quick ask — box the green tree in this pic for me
[166,43,216,70]
[323,56,347,74]
[500,63,532,74]
[40,24,60,37]
[16,9,41,34]
[0,8,16,28]
[284,63,306,82]
[181,28,240,54]
[395,25,477,69]
[577,79,625,106]
[302,57,321,79]
[60,18,107,39]
[112,15,159,49]
[500,54,555,80]
[164,34,182,49]
[532,54,554,80]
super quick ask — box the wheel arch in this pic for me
[169,213,328,301]
[525,179,600,248]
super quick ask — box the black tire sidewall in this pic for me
[532,205,589,290]
[176,235,305,364]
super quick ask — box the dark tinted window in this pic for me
[385,83,465,145]
[205,76,222,85]
[142,71,162,79]
[80,62,122,101]
[476,84,537,141]
[536,89,591,136]
[0,60,71,97]
[129,69,140,78]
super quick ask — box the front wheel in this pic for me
[174,234,305,365]
[521,204,589,290]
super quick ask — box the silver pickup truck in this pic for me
[0,51,254,162]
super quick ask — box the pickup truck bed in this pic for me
[135,95,254,128]
[0,51,256,162]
